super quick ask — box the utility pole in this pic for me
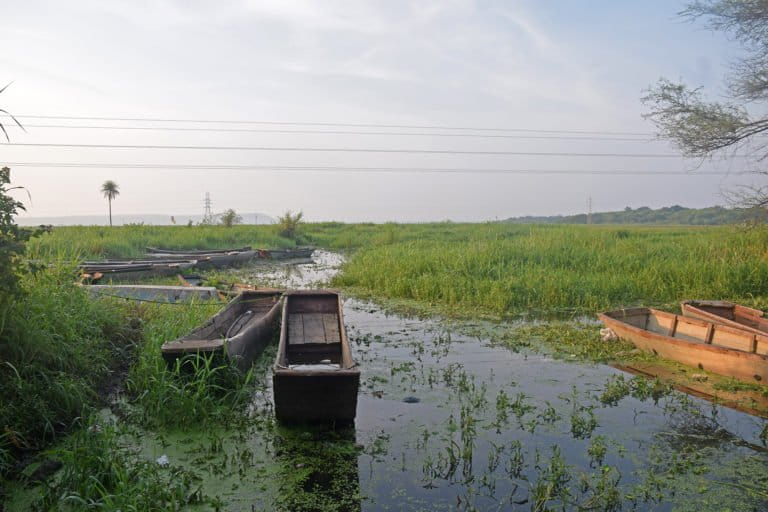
[587,196,593,225]
[203,192,213,224]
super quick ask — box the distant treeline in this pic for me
[504,205,767,225]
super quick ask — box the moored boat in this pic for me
[273,290,360,422]
[147,246,251,255]
[599,307,768,383]
[144,250,257,268]
[86,284,220,303]
[682,300,768,337]
[262,247,315,260]
[79,260,197,282]
[161,290,283,371]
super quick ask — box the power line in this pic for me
[2,162,744,175]
[15,123,656,142]
[11,114,654,136]
[2,142,690,158]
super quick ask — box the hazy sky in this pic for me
[0,0,755,223]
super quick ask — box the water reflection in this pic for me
[272,424,361,512]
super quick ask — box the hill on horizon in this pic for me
[504,205,766,225]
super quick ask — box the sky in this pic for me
[0,0,757,223]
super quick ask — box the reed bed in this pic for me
[332,224,768,316]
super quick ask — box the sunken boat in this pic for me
[599,307,768,383]
[161,290,283,371]
[262,247,315,260]
[273,290,360,422]
[682,300,768,337]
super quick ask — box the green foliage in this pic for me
[505,204,764,225]
[276,210,304,240]
[0,166,29,305]
[219,208,242,227]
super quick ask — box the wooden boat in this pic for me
[599,307,768,383]
[273,290,360,422]
[147,246,251,255]
[682,300,768,337]
[79,261,197,282]
[85,284,220,303]
[161,290,283,371]
[262,247,315,260]
[144,250,256,268]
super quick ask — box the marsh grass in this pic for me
[122,299,263,428]
[332,224,768,316]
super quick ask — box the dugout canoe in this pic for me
[262,247,315,260]
[147,246,251,255]
[599,307,768,383]
[79,261,197,282]
[682,300,768,337]
[86,284,220,303]
[161,290,283,372]
[144,250,257,268]
[273,290,360,422]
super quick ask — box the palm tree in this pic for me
[101,180,119,226]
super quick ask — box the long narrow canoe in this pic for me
[161,290,283,371]
[86,284,220,303]
[262,247,315,260]
[599,307,768,383]
[80,261,197,282]
[147,246,251,255]
[144,251,256,268]
[273,290,360,422]
[682,300,768,337]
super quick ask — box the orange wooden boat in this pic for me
[681,300,768,337]
[598,307,768,383]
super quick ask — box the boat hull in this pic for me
[161,290,283,371]
[599,307,768,383]
[273,290,360,422]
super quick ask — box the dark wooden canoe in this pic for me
[147,246,251,255]
[682,300,768,337]
[161,290,283,372]
[599,307,768,383]
[80,261,197,282]
[273,290,360,422]
[262,247,315,260]
[144,250,256,268]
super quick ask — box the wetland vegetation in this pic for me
[2,222,768,510]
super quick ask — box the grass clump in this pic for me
[124,301,260,428]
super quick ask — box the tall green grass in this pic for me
[332,224,768,315]
[0,267,129,474]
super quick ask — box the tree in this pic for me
[0,167,30,306]
[100,180,119,227]
[642,1,768,207]
[219,208,242,227]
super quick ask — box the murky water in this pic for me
[139,251,763,511]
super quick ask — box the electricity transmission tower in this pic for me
[203,192,214,224]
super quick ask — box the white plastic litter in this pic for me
[600,328,618,342]
[156,454,170,466]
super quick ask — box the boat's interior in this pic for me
[180,291,281,341]
[284,293,347,367]
[606,308,767,355]
[686,301,768,333]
